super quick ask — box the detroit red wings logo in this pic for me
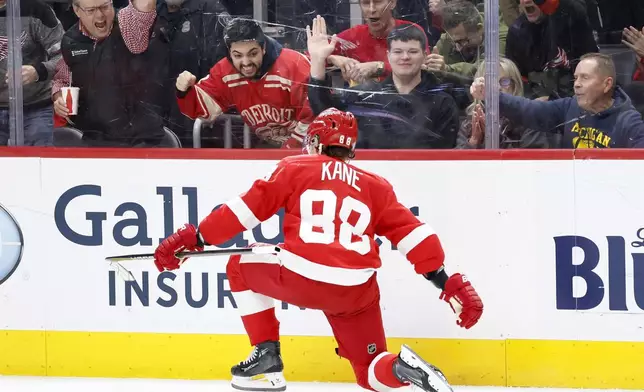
[544,47,570,71]
[254,122,294,145]
[0,32,28,62]
[306,134,320,150]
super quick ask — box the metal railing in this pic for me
[192,114,252,148]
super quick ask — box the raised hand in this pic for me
[306,15,338,63]
[176,71,197,92]
[623,26,644,59]
[470,77,485,101]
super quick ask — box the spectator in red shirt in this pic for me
[327,0,429,84]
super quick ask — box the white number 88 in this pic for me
[338,135,353,146]
[299,189,371,255]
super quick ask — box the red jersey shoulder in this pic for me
[335,22,428,54]
[337,22,421,40]
[337,24,367,41]
[351,162,393,193]
[281,154,320,163]
[277,154,325,171]
[272,49,311,74]
[275,155,338,181]
[208,58,250,91]
[334,25,363,54]
[279,155,393,194]
[260,154,317,180]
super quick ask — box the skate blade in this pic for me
[231,372,287,391]
[399,344,453,392]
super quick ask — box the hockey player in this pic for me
[175,18,314,148]
[152,108,484,392]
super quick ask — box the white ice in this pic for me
[0,376,641,392]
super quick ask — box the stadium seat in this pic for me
[160,127,182,148]
[54,126,183,148]
[53,126,84,147]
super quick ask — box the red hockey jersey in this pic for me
[177,44,314,147]
[198,154,445,287]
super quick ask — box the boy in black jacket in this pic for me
[306,15,460,149]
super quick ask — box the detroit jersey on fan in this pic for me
[176,39,314,147]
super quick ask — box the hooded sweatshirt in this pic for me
[499,87,644,148]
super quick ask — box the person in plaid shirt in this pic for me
[51,0,164,146]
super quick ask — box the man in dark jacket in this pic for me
[470,53,644,148]
[307,16,460,149]
[51,0,163,147]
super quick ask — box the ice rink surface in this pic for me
[0,376,641,392]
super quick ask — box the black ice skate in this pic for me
[230,341,286,391]
[393,344,454,392]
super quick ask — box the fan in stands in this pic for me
[174,18,314,149]
[153,108,484,392]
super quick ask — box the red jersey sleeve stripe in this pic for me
[396,224,436,256]
[195,83,224,121]
[226,196,261,230]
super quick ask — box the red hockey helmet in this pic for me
[305,108,358,155]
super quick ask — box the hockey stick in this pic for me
[106,246,281,283]
[105,245,280,262]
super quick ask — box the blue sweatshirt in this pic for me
[499,87,644,148]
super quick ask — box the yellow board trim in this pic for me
[1,331,643,389]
